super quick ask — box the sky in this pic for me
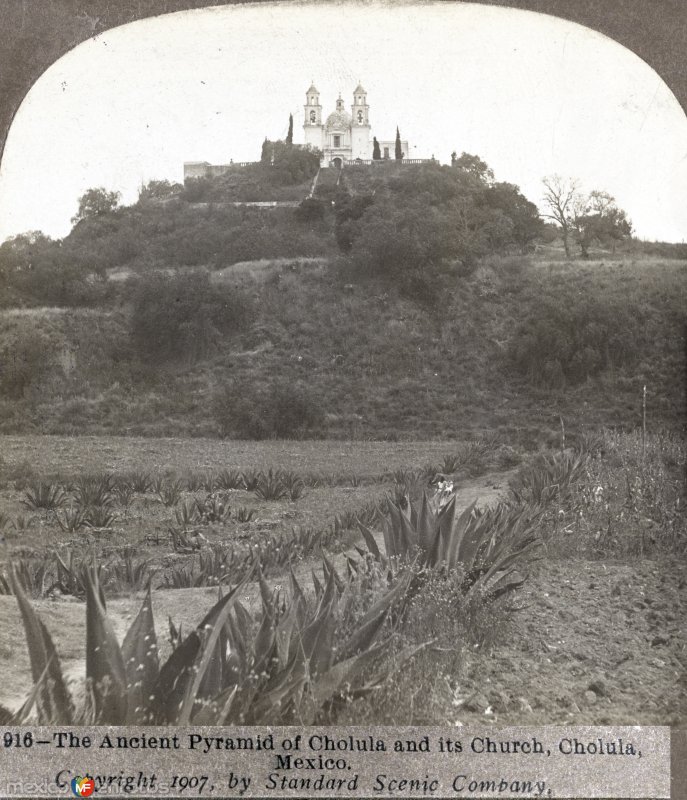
[1,1,686,243]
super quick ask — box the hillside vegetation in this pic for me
[0,149,684,442]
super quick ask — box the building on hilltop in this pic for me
[183,82,427,181]
[303,83,410,167]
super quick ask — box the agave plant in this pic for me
[5,558,420,725]
[74,474,115,508]
[84,506,117,531]
[126,470,152,494]
[113,482,135,511]
[174,500,200,529]
[55,505,88,533]
[0,557,52,597]
[235,506,256,524]
[509,448,588,505]
[215,469,245,491]
[241,469,263,492]
[157,479,184,508]
[162,560,212,589]
[22,482,67,511]
[51,549,93,597]
[440,454,463,474]
[12,514,37,532]
[183,471,206,492]
[107,550,155,593]
[195,493,231,524]
[276,470,306,500]
[359,492,543,600]
[254,469,287,501]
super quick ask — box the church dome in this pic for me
[325,109,352,131]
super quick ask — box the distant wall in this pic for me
[377,140,410,159]
[183,161,260,181]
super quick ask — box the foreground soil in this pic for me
[451,557,686,726]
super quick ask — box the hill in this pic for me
[0,153,684,443]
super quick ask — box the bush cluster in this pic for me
[128,270,252,364]
[214,379,324,439]
[509,295,639,388]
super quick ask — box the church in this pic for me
[302,83,410,167]
[183,82,420,181]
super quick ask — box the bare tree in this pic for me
[541,175,579,258]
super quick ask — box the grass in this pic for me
[0,437,514,482]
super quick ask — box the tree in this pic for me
[137,179,182,202]
[286,113,294,145]
[541,175,579,258]
[543,178,633,258]
[452,152,494,184]
[261,137,271,163]
[575,190,633,255]
[486,182,544,252]
[372,137,381,160]
[395,127,403,160]
[71,187,121,225]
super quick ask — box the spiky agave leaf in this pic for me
[358,522,382,564]
[311,568,324,599]
[10,566,74,723]
[176,576,251,725]
[121,586,160,723]
[308,642,389,715]
[439,498,479,569]
[288,566,308,628]
[84,566,127,724]
[416,492,436,553]
[294,570,338,678]
[321,552,345,594]
[151,628,200,723]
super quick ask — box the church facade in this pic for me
[303,83,409,167]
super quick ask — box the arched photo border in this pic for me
[0,1,684,797]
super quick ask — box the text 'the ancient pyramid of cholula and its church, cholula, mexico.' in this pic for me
[184,83,433,180]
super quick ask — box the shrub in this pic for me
[214,379,324,439]
[509,295,640,387]
[295,197,327,222]
[0,331,52,400]
[128,271,252,364]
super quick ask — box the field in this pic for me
[0,430,684,729]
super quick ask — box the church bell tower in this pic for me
[303,83,324,152]
[350,83,371,159]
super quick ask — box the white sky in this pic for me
[1,1,686,243]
